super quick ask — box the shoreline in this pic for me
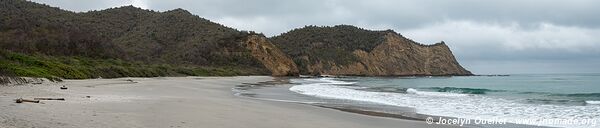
[235,77,552,128]
[0,76,459,128]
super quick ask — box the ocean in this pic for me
[235,74,600,128]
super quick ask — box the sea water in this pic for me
[285,74,600,128]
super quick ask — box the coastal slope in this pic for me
[271,25,472,76]
[1,0,469,78]
[0,0,298,78]
[242,35,299,76]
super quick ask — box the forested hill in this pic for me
[0,0,298,79]
[270,25,390,67]
[1,0,249,65]
[0,0,470,80]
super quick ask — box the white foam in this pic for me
[289,78,600,128]
[406,88,470,97]
[586,101,600,105]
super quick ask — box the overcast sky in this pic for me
[31,0,600,74]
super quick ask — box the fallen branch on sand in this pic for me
[15,98,40,103]
[34,98,65,101]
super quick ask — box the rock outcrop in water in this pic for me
[271,25,472,76]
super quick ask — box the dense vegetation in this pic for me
[0,0,263,65]
[0,50,260,81]
[270,25,392,73]
[0,0,271,79]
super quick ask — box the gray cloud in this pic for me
[29,0,600,74]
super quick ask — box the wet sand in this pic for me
[0,76,460,128]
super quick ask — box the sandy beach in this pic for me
[0,76,459,128]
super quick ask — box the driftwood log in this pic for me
[15,98,40,103]
[34,98,65,101]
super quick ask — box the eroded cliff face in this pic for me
[242,35,299,76]
[303,33,472,76]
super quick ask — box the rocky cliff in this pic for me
[324,33,471,76]
[271,25,472,76]
[241,35,299,76]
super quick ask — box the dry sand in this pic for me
[0,76,460,128]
